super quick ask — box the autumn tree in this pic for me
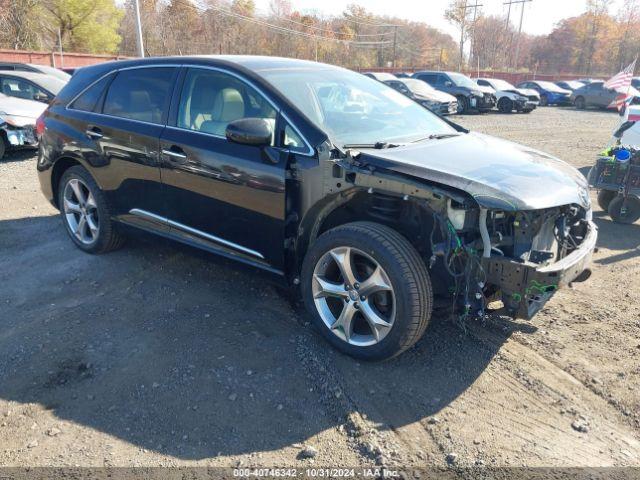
[43,0,123,54]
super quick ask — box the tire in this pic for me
[456,96,470,114]
[608,194,640,224]
[540,94,548,107]
[597,189,617,211]
[497,97,514,113]
[575,96,586,110]
[0,137,5,160]
[57,165,124,253]
[301,222,433,361]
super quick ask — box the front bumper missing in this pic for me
[482,220,597,319]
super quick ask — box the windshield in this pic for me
[487,78,515,90]
[537,81,566,92]
[260,66,456,147]
[401,78,437,96]
[448,73,478,89]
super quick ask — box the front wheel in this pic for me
[575,96,586,110]
[540,94,549,106]
[58,165,125,253]
[301,222,433,361]
[498,97,514,113]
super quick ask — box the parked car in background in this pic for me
[476,78,539,113]
[61,67,77,76]
[571,81,640,111]
[0,62,71,81]
[384,77,458,116]
[516,80,572,106]
[412,71,496,114]
[393,72,411,78]
[363,72,396,82]
[578,78,598,85]
[37,56,596,360]
[0,92,45,159]
[632,77,640,90]
[0,71,66,104]
[555,80,585,92]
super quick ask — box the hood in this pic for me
[0,94,46,123]
[503,88,535,98]
[354,132,589,211]
[475,84,496,95]
[415,90,457,103]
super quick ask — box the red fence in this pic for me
[0,49,128,68]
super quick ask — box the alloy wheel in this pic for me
[311,246,396,347]
[63,178,99,244]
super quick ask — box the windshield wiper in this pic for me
[342,141,403,149]
[411,133,462,143]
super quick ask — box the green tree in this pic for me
[44,0,123,54]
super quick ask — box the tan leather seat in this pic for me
[199,88,245,136]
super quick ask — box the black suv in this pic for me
[38,56,596,360]
[412,71,496,114]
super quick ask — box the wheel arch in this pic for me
[50,155,96,208]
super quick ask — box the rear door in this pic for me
[88,66,178,230]
[158,66,289,271]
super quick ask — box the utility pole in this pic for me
[504,0,532,70]
[57,28,64,68]
[392,25,398,68]
[457,0,483,71]
[134,0,145,58]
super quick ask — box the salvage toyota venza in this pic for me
[37,57,597,360]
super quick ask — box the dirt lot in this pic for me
[1,107,639,471]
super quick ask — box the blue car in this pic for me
[516,80,572,106]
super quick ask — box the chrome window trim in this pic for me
[65,62,316,156]
[129,208,265,260]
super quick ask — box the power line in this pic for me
[267,13,395,37]
[341,14,401,28]
[504,0,533,69]
[174,0,393,46]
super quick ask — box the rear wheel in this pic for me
[58,165,124,253]
[301,222,433,361]
[0,135,6,159]
[608,195,640,224]
[540,94,549,106]
[575,96,586,110]
[498,97,514,113]
[597,189,617,211]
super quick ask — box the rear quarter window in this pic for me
[69,74,113,112]
[102,67,177,124]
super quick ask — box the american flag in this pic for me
[604,58,637,90]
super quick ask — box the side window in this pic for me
[103,67,175,124]
[0,77,47,101]
[418,74,437,85]
[439,75,451,85]
[477,79,488,86]
[177,68,277,139]
[69,74,112,112]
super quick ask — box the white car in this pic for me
[476,78,540,113]
[0,92,46,159]
[620,105,640,145]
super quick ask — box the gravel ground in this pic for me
[1,106,639,471]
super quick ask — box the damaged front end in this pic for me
[425,200,596,321]
[335,147,597,322]
[0,116,38,155]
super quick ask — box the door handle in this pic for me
[85,126,103,139]
[162,146,188,162]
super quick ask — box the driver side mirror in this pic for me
[225,118,272,147]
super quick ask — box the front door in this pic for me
[159,67,287,271]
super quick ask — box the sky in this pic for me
[253,0,624,38]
